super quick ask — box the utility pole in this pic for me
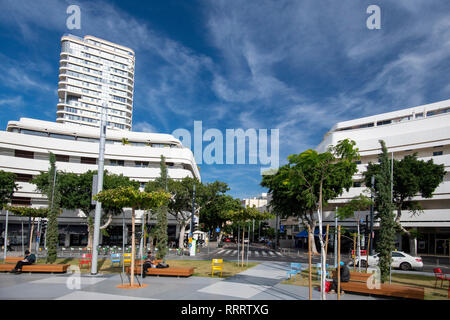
[370,176,375,255]
[190,183,195,236]
[91,104,107,275]
[3,210,8,262]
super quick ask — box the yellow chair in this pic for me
[123,253,132,266]
[211,259,223,278]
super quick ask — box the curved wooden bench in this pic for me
[0,264,71,273]
[127,266,195,277]
[339,281,424,300]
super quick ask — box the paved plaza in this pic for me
[0,261,384,300]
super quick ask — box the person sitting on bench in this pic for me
[142,251,156,278]
[11,250,36,274]
[330,261,350,294]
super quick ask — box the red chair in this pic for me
[78,253,92,269]
[433,268,450,288]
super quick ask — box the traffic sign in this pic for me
[215,227,220,232]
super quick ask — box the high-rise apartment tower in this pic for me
[57,35,135,130]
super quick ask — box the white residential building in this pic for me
[57,34,135,131]
[316,99,450,255]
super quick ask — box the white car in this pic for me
[354,251,423,271]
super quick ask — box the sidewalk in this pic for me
[0,261,383,300]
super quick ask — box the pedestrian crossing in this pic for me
[214,249,285,258]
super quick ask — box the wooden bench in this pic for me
[331,270,424,300]
[331,270,372,282]
[126,266,195,277]
[339,281,424,300]
[4,257,24,264]
[0,263,71,273]
[0,257,70,273]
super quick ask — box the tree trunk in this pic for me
[100,214,113,230]
[178,223,187,249]
[308,220,319,255]
[29,217,35,252]
[241,226,245,267]
[130,208,136,286]
[395,206,410,235]
[357,223,361,272]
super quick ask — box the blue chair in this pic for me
[316,263,330,278]
[287,263,302,280]
[111,253,122,267]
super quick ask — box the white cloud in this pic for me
[133,121,156,133]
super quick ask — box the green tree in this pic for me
[199,194,242,243]
[373,140,396,282]
[95,186,170,286]
[147,177,229,249]
[150,155,170,260]
[0,171,18,208]
[46,153,61,263]
[261,139,359,255]
[364,151,445,238]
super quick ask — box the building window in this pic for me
[415,113,423,119]
[433,151,443,156]
[11,197,31,206]
[49,133,76,140]
[110,159,124,166]
[55,154,70,162]
[376,120,392,126]
[135,161,149,167]
[81,157,97,165]
[15,173,33,183]
[355,160,362,165]
[15,150,34,159]
[353,182,362,188]
[20,129,48,137]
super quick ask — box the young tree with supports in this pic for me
[228,205,273,267]
[95,186,170,287]
[336,193,373,272]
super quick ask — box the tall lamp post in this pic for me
[91,104,107,275]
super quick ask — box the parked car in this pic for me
[353,251,423,271]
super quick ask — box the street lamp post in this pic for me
[91,104,107,275]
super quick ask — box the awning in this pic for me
[295,227,327,238]
[58,225,88,234]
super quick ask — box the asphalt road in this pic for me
[192,243,450,274]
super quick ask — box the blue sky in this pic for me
[1,0,450,199]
